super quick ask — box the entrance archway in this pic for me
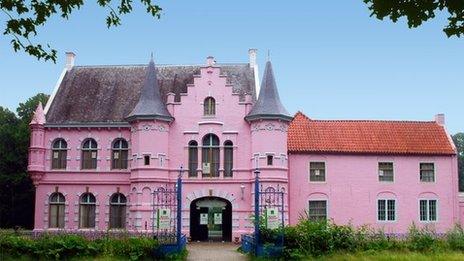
[190,197,232,242]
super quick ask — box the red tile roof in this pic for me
[288,112,456,155]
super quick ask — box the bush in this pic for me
[0,232,158,260]
[406,224,438,252]
[446,224,464,251]
[261,219,464,259]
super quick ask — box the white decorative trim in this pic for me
[44,68,67,114]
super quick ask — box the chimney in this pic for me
[434,113,445,126]
[65,52,76,71]
[206,56,215,66]
[248,48,257,68]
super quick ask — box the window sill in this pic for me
[376,220,397,223]
[77,228,97,231]
[419,220,438,223]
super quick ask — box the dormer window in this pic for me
[204,97,216,116]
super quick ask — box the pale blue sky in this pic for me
[1,1,463,133]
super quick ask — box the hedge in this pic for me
[0,232,158,260]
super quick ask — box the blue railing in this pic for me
[154,234,186,257]
[241,234,284,258]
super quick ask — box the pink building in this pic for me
[28,50,459,241]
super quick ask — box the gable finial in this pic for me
[150,52,154,61]
[267,49,271,62]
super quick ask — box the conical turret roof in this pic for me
[126,57,173,122]
[30,102,46,125]
[245,61,292,122]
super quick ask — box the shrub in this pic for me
[406,224,438,252]
[0,232,158,260]
[446,224,464,251]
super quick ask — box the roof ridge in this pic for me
[307,119,437,124]
[72,62,249,68]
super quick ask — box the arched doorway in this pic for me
[190,197,232,242]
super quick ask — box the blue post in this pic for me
[177,167,183,251]
[281,190,285,247]
[254,169,260,255]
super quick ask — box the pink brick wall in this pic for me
[288,153,459,233]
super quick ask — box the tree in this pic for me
[453,133,464,191]
[1,0,162,62]
[364,0,464,37]
[0,93,48,229]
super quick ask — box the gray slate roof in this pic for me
[126,58,173,122]
[46,62,256,124]
[245,61,292,122]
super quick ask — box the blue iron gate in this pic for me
[242,169,285,257]
[152,169,186,255]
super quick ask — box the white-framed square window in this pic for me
[419,199,438,222]
[378,162,394,182]
[377,199,396,222]
[309,162,326,182]
[420,163,435,182]
[308,200,327,221]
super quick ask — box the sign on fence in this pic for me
[266,207,280,229]
[157,208,171,230]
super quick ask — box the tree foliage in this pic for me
[453,133,464,191]
[0,93,48,229]
[0,0,162,62]
[364,0,464,37]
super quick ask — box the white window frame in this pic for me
[308,199,328,221]
[418,198,439,223]
[419,162,436,183]
[309,161,327,183]
[378,162,394,183]
[377,198,397,222]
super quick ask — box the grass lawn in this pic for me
[310,251,464,261]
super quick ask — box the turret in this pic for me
[126,55,173,173]
[125,56,173,231]
[246,61,292,179]
[28,102,47,186]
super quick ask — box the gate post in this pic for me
[254,168,260,254]
[177,167,183,250]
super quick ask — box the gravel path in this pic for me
[186,242,248,261]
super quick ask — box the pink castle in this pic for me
[28,50,460,241]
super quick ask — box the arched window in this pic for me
[203,97,216,116]
[109,193,127,229]
[49,192,65,228]
[81,139,98,169]
[224,141,233,177]
[188,141,198,177]
[79,193,96,228]
[202,134,220,177]
[51,139,67,169]
[112,139,128,169]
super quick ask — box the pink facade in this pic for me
[28,50,460,240]
[288,154,459,233]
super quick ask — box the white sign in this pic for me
[200,213,208,225]
[202,163,210,174]
[214,213,222,225]
[157,208,170,230]
[266,207,280,229]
